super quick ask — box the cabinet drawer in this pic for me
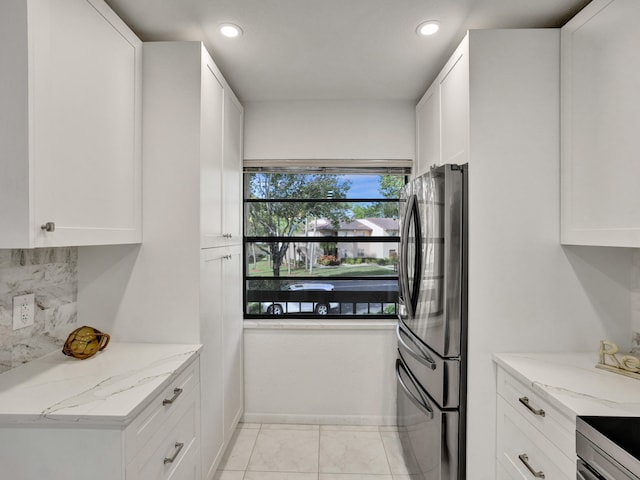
[497,461,516,480]
[127,386,200,480]
[496,368,574,459]
[497,396,573,480]
[125,358,200,460]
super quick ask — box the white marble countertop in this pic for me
[0,342,201,426]
[494,352,640,419]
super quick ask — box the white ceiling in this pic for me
[104,0,591,103]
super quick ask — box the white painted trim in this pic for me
[242,412,397,426]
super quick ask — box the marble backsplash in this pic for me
[0,248,78,373]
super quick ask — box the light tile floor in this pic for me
[214,423,417,480]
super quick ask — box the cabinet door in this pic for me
[561,0,640,246]
[222,90,244,245]
[200,52,225,248]
[200,248,225,478]
[223,244,244,441]
[415,83,440,176]
[439,36,469,166]
[33,0,141,247]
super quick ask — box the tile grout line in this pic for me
[377,425,394,477]
[241,422,262,480]
[317,425,321,480]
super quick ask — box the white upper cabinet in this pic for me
[221,91,244,246]
[200,54,226,246]
[415,82,440,177]
[0,0,142,248]
[415,35,469,175]
[439,37,470,166]
[561,0,640,247]
[143,42,244,249]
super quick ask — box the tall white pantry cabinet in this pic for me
[78,41,244,480]
[0,0,142,248]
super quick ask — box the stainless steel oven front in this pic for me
[576,416,640,480]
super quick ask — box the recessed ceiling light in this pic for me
[416,21,440,36]
[220,23,243,38]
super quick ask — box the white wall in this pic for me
[243,100,415,160]
[243,321,397,425]
[242,99,414,424]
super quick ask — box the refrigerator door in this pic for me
[397,322,460,409]
[402,165,465,359]
[396,354,460,480]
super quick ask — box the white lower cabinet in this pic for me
[496,368,574,480]
[222,246,244,441]
[0,349,200,480]
[126,362,201,480]
[497,461,513,480]
[201,245,244,478]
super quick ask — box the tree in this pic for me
[378,175,404,218]
[247,173,351,276]
[352,203,382,219]
[351,175,404,219]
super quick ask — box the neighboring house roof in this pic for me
[312,218,336,231]
[308,217,398,234]
[361,217,399,231]
[339,220,372,231]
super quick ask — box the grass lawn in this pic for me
[247,259,396,277]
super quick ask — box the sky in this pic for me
[342,175,383,199]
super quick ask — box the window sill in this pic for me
[243,319,397,330]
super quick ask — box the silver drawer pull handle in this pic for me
[518,453,545,478]
[163,442,184,464]
[162,388,183,406]
[518,396,545,417]
[41,222,55,232]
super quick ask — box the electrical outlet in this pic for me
[13,293,35,330]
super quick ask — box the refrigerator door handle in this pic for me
[396,324,437,370]
[395,359,434,419]
[399,194,422,319]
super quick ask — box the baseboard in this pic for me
[242,412,397,426]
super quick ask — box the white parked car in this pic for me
[263,283,338,315]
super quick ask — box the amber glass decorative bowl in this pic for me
[62,326,110,359]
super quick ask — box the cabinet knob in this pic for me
[41,222,56,232]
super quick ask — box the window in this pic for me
[243,166,406,318]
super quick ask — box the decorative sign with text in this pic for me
[597,340,640,380]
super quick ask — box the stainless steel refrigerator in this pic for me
[396,164,468,480]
